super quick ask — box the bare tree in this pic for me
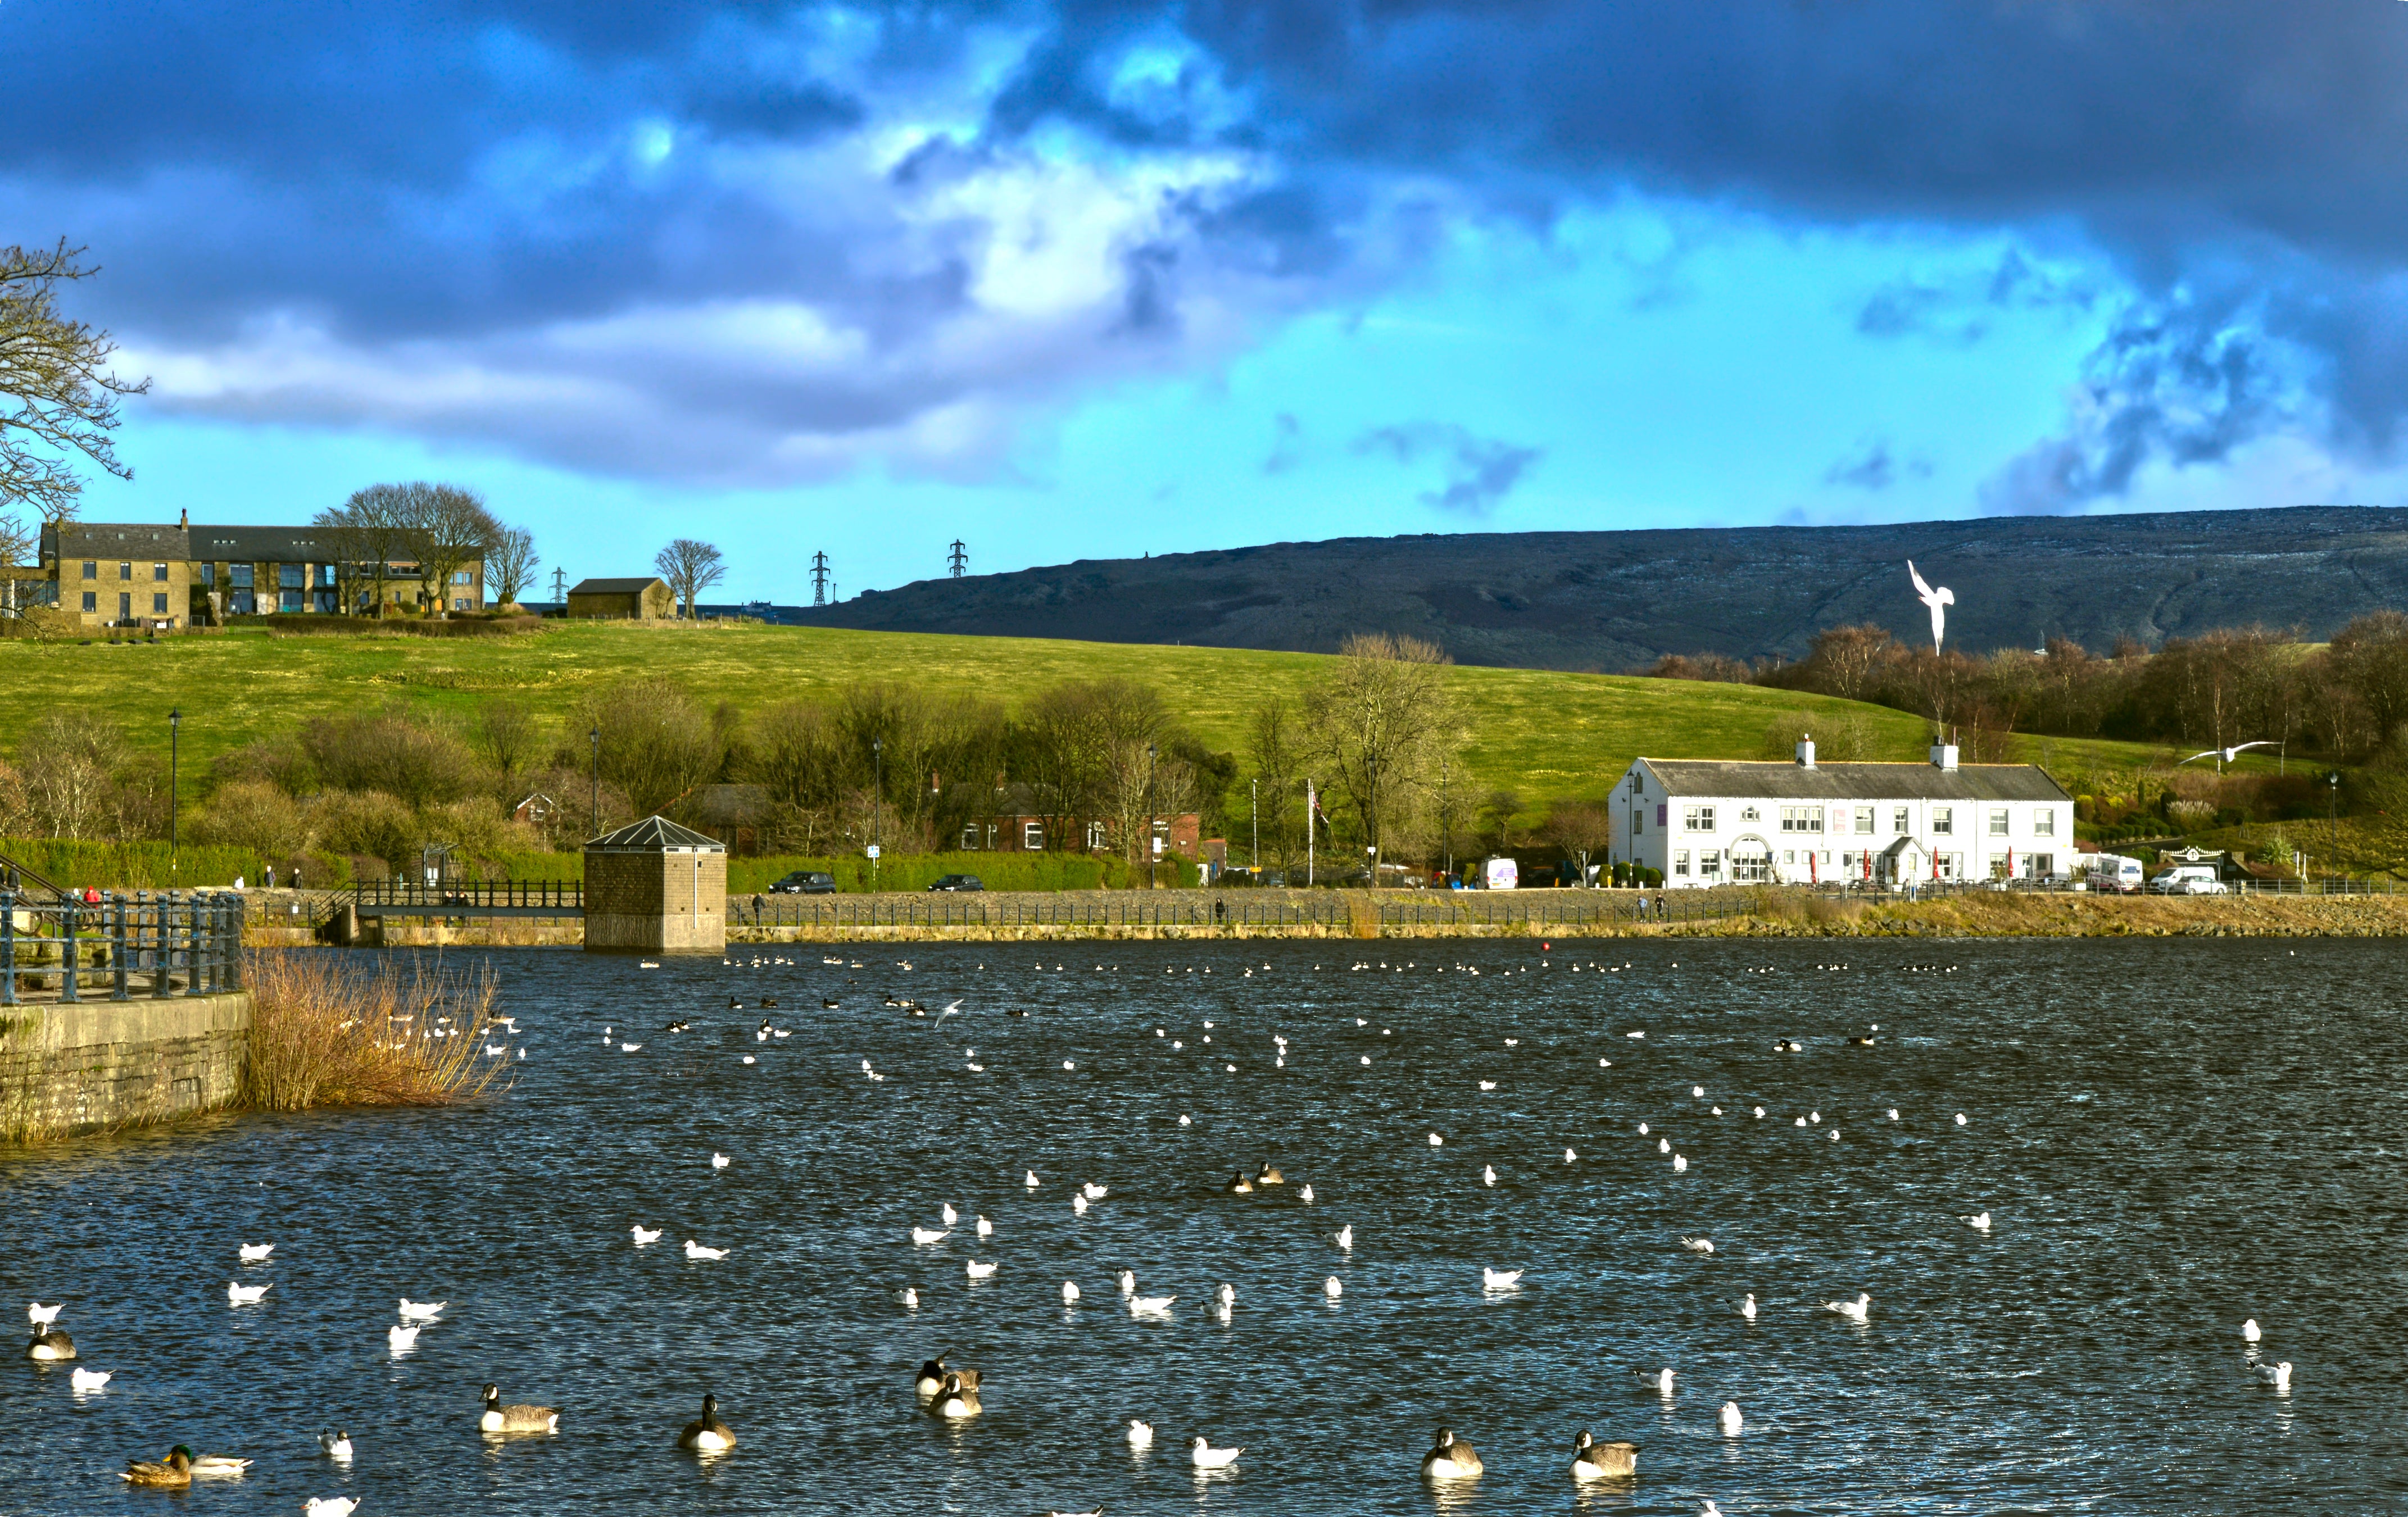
[1246,696,1305,870]
[0,242,149,564]
[16,711,120,841]
[408,484,499,615]
[475,698,539,793]
[484,524,539,608]
[574,675,725,815]
[1298,633,1462,873]
[655,538,725,619]
[1478,789,1522,855]
[315,483,418,616]
[1540,799,1615,887]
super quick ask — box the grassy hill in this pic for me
[0,620,2176,803]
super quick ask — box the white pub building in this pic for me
[1613,737,2075,888]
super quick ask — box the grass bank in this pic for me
[0,619,2135,806]
[242,951,515,1111]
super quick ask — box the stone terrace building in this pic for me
[1613,738,2075,888]
[35,513,483,629]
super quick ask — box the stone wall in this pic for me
[585,850,725,953]
[0,992,251,1141]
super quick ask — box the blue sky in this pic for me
[16,3,2408,602]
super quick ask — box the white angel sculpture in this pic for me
[1907,560,1953,651]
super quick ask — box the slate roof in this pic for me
[1636,760,2071,804]
[189,526,356,562]
[48,522,191,560]
[586,815,727,851]
[569,577,668,595]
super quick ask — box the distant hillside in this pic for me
[795,506,2408,670]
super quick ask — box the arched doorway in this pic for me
[1729,835,1773,884]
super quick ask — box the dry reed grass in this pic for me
[242,950,514,1112]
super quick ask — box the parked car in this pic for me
[769,870,836,894]
[2148,865,2225,895]
[927,874,985,892]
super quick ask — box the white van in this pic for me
[1479,857,1519,891]
[2148,864,2226,895]
[2086,854,2145,894]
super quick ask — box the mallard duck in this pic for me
[678,1392,736,1451]
[189,1454,253,1477]
[1421,1428,1483,1479]
[928,1371,982,1418]
[1570,1429,1638,1479]
[479,1383,560,1433]
[26,1324,75,1361]
[120,1446,195,1487]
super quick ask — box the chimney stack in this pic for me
[1930,741,1958,771]
[178,508,188,529]
[1795,735,1816,769]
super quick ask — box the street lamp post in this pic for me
[1440,757,1451,881]
[1145,742,1158,889]
[588,726,599,832]
[1250,778,1258,872]
[169,708,181,861]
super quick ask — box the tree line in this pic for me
[0,634,1514,883]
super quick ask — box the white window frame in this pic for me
[1086,820,1106,851]
[1988,809,2009,837]
[1700,850,1722,878]
[961,825,979,850]
[1674,849,1690,877]
[1780,805,1824,834]
[1739,805,1761,823]
[1023,821,1044,850]
[2034,807,2056,837]
[1931,806,1952,835]
[1855,806,1875,835]
[1684,805,1715,833]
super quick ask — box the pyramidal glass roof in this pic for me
[585,815,726,852]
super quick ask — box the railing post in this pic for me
[110,892,130,1000]
[0,889,15,1005]
[148,892,170,997]
[224,894,244,989]
[60,896,80,1002]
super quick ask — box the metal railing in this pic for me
[351,879,584,912]
[723,888,1759,932]
[0,889,244,1005]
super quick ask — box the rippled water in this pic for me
[7,938,2403,1514]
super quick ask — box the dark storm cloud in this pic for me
[8,1,2408,487]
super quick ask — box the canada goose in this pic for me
[915,1357,950,1397]
[678,1393,737,1452]
[1227,1172,1254,1194]
[929,1372,982,1418]
[822,998,841,1010]
[120,1446,195,1487]
[1421,1428,1484,1479]
[1255,1162,1284,1185]
[25,1324,75,1361]
[1569,1430,1638,1479]
[480,1383,560,1434]
[319,1429,353,1460]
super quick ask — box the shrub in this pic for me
[241,950,513,1111]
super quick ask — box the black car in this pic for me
[769,870,837,894]
[927,874,985,892]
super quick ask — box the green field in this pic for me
[0,621,2166,801]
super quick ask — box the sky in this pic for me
[10,1,2408,604]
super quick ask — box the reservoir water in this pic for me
[6,938,2401,1514]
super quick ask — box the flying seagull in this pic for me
[1908,560,1953,651]
[2179,741,2277,772]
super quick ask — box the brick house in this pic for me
[34,511,484,628]
[951,783,1202,861]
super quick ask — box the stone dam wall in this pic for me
[0,993,251,1141]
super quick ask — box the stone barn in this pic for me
[566,576,676,621]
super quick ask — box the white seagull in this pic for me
[227,1282,271,1305]
[1825,1292,1872,1323]
[397,1298,445,1321]
[1323,1275,1344,1298]
[1741,1293,1757,1321]
[2180,741,2278,770]
[70,1366,110,1391]
[2242,1318,2261,1343]
[387,1324,420,1352]
[1720,1400,1743,1436]
[940,1203,958,1224]
[1964,1211,1993,1233]
[632,1225,662,1245]
[1190,1436,1242,1469]
[2255,1360,2293,1391]
[911,1227,951,1245]
[304,1500,362,1517]
[238,1243,274,1263]
[965,1260,997,1279]
[714,1153,732,1170]
[1481,1268,1523,1290]
[1062,1280,1081,1304]
[1127,1418,1154,1448]
[1127,1293,1175,1316]
[1908,559,1954,650]
[28,1302,62,1327]
[1680,1237,1715,1254]
[684,1240,729,1260]
[1334,1225,1354,1251]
